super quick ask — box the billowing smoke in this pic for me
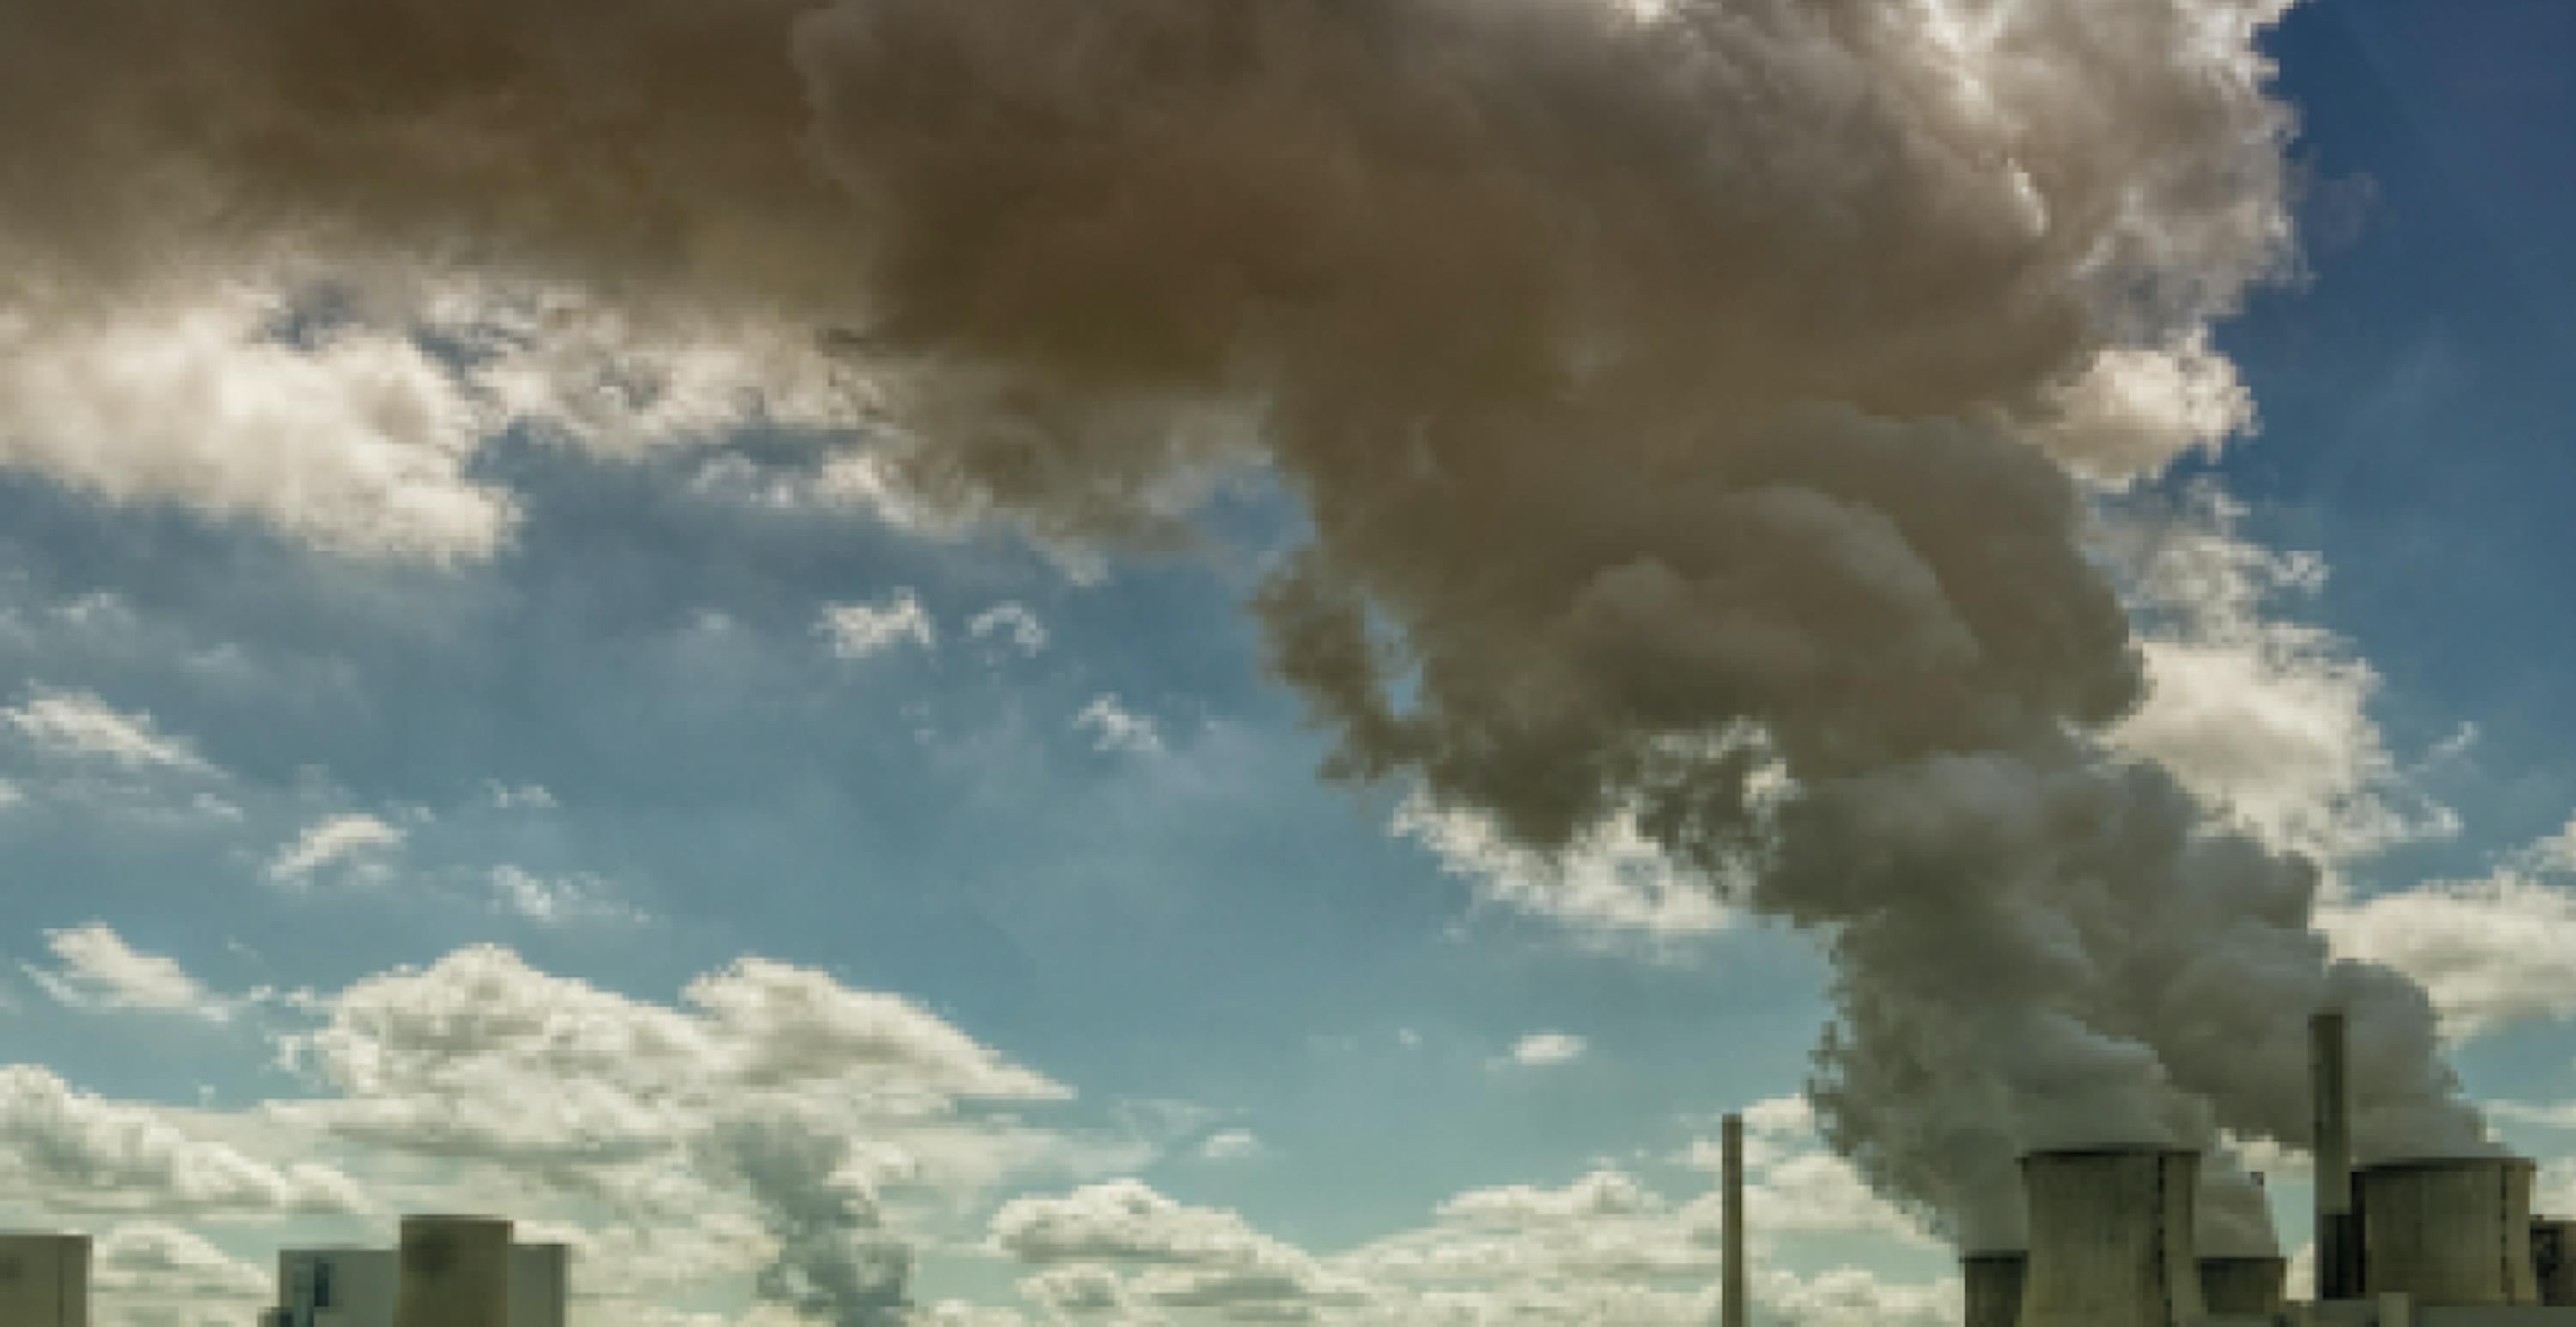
[701,1117,914,1326]
[0,0,2489,1253]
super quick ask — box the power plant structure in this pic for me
[0,1215,565,1327]
[264,1216,567,1327]
[17,1005,2576,1326]
[1941,1014,2576,1327]
[0,1232,88,1327]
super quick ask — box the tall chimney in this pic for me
[2017,1148,2208,1327]
[393,1216,512,1327]
[1722,1111,1748,1327]
[2312,1012,2359,1300]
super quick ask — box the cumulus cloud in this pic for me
[977,1166,1954,1326]
[0,1065,366,1217]
[22,923,226,1021]
[93,1222,270,1299]
[1503,1034,1588,1070]
[992,1181,1369,1321]
[819,590,939,660]
[3,689,213,774]
[1073,696,1163,756]
[2108,490,2459,873]
[2322,817,2576,1039]
[276,947,1069,1170]
[1398,797,1731,946]
[0,286,516,561]
[264,813,407,889]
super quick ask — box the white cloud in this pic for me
[0,776,22,810]
[992,1181,1369,1321]
[2107,491,2458,874]
[489,865,648,928]
[1074,695,1163,755]
[0,285,516,561]
[1437,1172,1660,1227]
[1674,1097,1935,1249]
[1503,1033,1588,1069]
[485,781,558,810]
[22,923,226,1021]
[1197,1129,1263,1163]
[1398,796,1731,946]
[967,603,1050,656]
[3,688,214,774]
[2038,332,2255,487]
[93,1222,269,1298]
[2322,855,2576,1040]
[992,1179,1287,1268]
[818,590,938,660]
[0,1065,367,1217]
[276,947,1071,1172]
[265,813,406,889]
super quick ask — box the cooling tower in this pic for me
[2358,1158,2541,1307]
[2199,1256,2287,1316]
[2537,1219,2576,1306]
[2017,1148,2208,1327]
[1962,1251,2026,1327]
[2313,1012,2361,1300]
[1722,1112,1747,1327]
[393,1215,513,1327]
[0,1233,89,1327]
[511,1242,572,1327]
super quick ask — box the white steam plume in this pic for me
[0,0,2486,1251]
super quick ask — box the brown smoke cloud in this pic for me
[0,0,2487,1251]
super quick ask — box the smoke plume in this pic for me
[702,1117,915,1327]
[0,0,2489,1252]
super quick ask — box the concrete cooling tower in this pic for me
[392,1216,513,1327]
[2017,1148,2208,1327]
[0,1233,88,1327]
[2359,1158,2543,1308]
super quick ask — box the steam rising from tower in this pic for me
[0,0,2490,1242]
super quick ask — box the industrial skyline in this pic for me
[2,0,2574,1324]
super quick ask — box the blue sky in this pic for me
[3,2,2575,1325]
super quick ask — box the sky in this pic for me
[2,1,2575,1324]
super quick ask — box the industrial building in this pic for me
[2,1214,565,1327]
[1941,1014,2576,1327]
[263,1219,568,1327]
[261,1215,567,1327]
[0,1232,88,1327]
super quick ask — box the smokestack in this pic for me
[2312,1012,2359,1300]
[1722,1111,1747,1327]
[2198,1257,2287,1316]
[2017,1148,2207,1327]
[2358,1159,2542,1307]
[394,1216,512,1327]
[1962,1251,2026,1327]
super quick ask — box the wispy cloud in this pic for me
[817,590,938,660]
[1073,695,1163,755]
[21,923,228,1021]
[265,813,406,889]
[3,687,214,775]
